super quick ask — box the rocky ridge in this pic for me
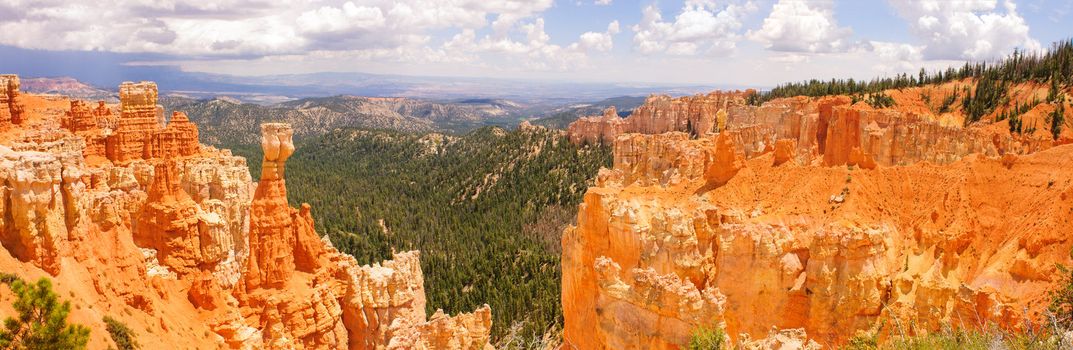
[0,75,492,349]
[562,84,1073,348]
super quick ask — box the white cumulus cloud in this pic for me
[888,0,1041,60]
[444,18,621,70]
[0,0,640,72]
[0,0,556,58]
[747,0,853,53]
[631,1,756,56]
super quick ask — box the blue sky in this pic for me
[0,0,1068,87]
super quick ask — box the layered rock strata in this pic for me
[96,81,200,164]
[107,82,161,163]
[61,100,115,160]
[0,76,493,349]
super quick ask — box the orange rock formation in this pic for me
[106,82,161,163]
[562,84,1073,348]
[61,100,115,159]
[567,107,627,145]
[0,75,493,349]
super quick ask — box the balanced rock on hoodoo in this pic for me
[244,123,303,289]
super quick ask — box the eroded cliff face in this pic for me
[0,75,493,350]
[563,88,1073,348]
[567,91,752,146]
[567,85,1063,168]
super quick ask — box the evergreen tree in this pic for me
[753,39,1073,104]
[0,278,90,350]
[1051,101,1066,140]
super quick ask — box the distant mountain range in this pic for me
[3,42,718,104]
[161,95,541,144]
[22,71,713,105]
[530,95,648,129]
[18,75,653,137]
[19,77,116,101]
[189,71,715,103]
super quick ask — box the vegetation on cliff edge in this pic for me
[755,39,1072,103]
[751,39,1073,132]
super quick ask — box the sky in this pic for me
[0,0,1069,87]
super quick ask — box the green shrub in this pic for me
[687,325,725,350]
[883,330,992,350]
[1051,264,1073,329]
[866,92,896,109]
[0,274,18,285]
[103,316,139,350]
[846,332,878,350]
[938,91,959,114]
[0,277,90,350]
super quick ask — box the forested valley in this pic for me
[218,125,611,345]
